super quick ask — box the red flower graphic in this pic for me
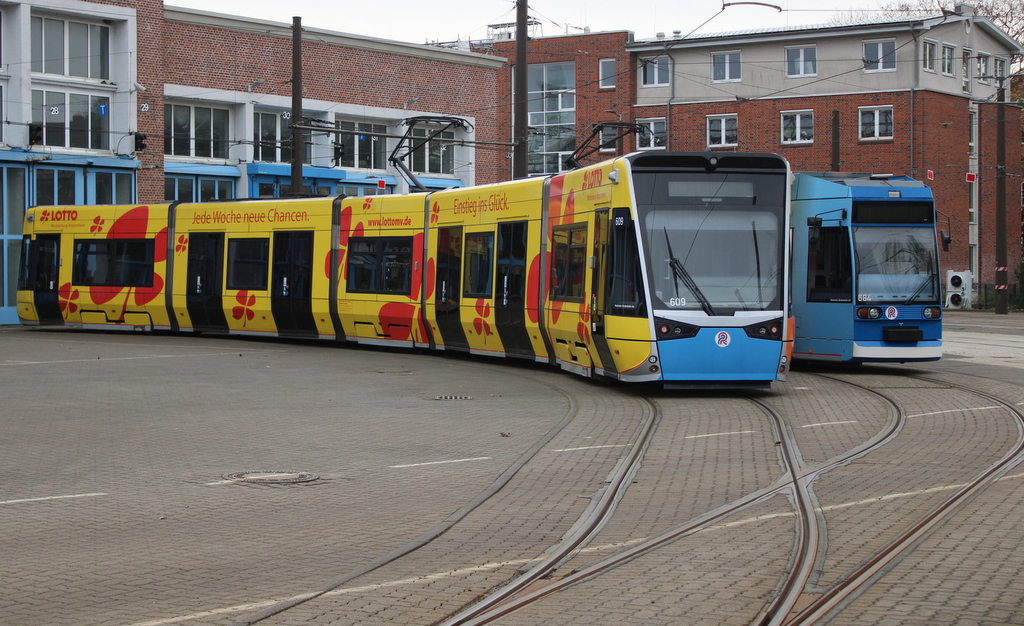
[430,201,440,224]
[59,283,79,319]
[526,255,541,323]
[175,234,188,254]
[90,216,105,233]
[577,303,591,344]
[472,299,492,341]
[232,291,256,326]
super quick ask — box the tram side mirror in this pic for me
[807,217,823,227]
[940,229,951,252]
[807,226,820,246]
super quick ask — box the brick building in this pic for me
[0,0,505,323]
[474,6,1022,296]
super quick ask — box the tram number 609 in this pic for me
[669,298,687,307]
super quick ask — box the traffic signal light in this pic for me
[134,133,147,151]
[332,142,345,167]
[28,124,43,145]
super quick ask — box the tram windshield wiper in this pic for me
[664,227,715,317]
[904,275,934,305]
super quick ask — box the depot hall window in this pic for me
[165,104,230,159]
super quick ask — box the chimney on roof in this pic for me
[673,30,682,38]
[954,4,976,16]
[656,32,665,39]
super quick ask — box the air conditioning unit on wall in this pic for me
[945,270,973,308]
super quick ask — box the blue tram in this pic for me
[790,172,942,363]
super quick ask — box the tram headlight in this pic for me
[923,306,941,319]
[857,307,882,320]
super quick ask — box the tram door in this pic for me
[185,233,228,332]
[31,234,64,325]
[270,231,318,338]
[590,210,616,372]
[434,226,468,350]
[494,221,533,357]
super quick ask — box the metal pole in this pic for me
[291,16,304,195]
[512,0,529,179]
[994,77,1007,314]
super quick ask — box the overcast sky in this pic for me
[165,0,889,45]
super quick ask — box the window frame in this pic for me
[962,48,972,93]
[785,46,817,78]
[410,127,455,175]
[31,89,110,150]
[636,118,666,150]
[599,58,616,88]
[706,114,738,148]
[640,57,670,87]
[72,239,154,288]
[976,53,990,83]
[31,16,110,80]
[922,40,937,73]
[858,106,894,141]
[863,39,896,72]
[941,44,956,76]
[780,110,813,145]
[344,236,415,295]
[712,51,742,83]
[164,103,230,159]
[463,232,494,298]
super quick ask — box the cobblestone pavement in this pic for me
[0,308,1022,626]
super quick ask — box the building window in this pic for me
[640,57,669,87]
[994,57,1006,79]
[962,49,972,93]
[94,171,133,204]
[31,90,110,150]
[526,62,576,175]
[859,106,893,141]
[707,115,738,147]
[941,44,956,75]
[636,118,666,149]
[335,121,387,170]
[923,40,937,72]
[255,112,311,166]
[712,51,741,82]
[781,111,813,144]
[35,168,79,206]
[786,46,816,77]
[599,126,618,152]
[968,110,977,155]
[411,128,454,174]
[599,59,616,88]
[863,39,896,72]
[977,53,990,82]
[31,16,109,79]
[165,104,230,159]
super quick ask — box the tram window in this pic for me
[381,239,412,294]
[606,210,646,316]
[226,238,269,290]
[464,233,494,298]
[73,239,154,287]
[551,224,587,302]
[345,236,414,295]
[435,227,462,307]
[806,226,852,303]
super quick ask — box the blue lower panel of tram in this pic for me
[657,327,783,386]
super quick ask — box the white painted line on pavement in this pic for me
[908,406,1002,418]
[553,444,629,452]
[1,492,107,505]
[389,457,491,468]
[685,430,757,439]
[801,421,858,428]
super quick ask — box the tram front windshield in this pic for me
[634,172,786,316]
[853,226,939,304]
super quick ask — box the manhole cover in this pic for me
[222,471,319,484]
